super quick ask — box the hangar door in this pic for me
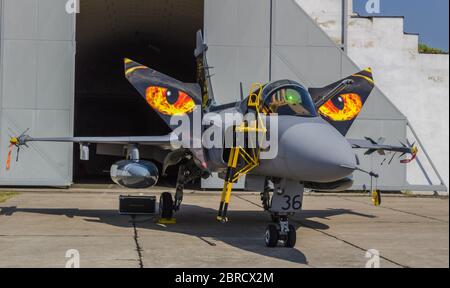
[1,0,204,186]
[0,0,75,186]
[73,0,203,183]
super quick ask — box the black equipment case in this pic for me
[119,195,157,215]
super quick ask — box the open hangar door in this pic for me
[74,0,204,184]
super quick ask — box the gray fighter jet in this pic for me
[7,31,417,247]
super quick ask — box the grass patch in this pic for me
[419,43,448,54]
[0,192,19,203]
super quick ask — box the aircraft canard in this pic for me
[124,58,203,121]
[309,68,375,136]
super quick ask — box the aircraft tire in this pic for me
[265,224,279,248]
[159,192,174,219]
[285,225,297,248]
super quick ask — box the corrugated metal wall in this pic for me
[0,0,75,186]
[204,0,408,190]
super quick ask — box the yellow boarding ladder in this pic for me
[217,83,268,223]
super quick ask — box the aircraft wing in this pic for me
[6,133,181,170]
[10,134,178,150]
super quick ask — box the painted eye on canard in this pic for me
[319,93,363,122]
[145,86,196,116]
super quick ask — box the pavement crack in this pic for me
[235,195,264,208]
[197,236,217,246]
[293,219,410,268]
[342,197,448,224]
[131,218,144,268]
[237,195,410,268]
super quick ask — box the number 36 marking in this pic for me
[282,195,302,211]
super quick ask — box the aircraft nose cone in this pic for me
[279,118,356,182]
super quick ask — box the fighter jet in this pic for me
[6,31,417,248]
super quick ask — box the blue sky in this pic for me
[353,0,449,51]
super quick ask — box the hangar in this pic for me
[0,0,446,192]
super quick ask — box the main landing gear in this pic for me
[159,192,174,220]
[158,162,207,224]
[158,165,186,224]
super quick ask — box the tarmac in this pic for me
[0,189,448,268]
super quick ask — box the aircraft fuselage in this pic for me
[255,115,356,183]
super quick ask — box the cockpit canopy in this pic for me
[261,81,317,117]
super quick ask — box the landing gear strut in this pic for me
[158,165,186,223]
[174,165,187,212]
[260,178,271,211]
[159,161,206,224]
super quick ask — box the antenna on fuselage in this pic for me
[240,82,244,101]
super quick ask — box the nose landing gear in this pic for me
[264,179,303,248]
[265,217,297,248]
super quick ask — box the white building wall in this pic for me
[295,0,344,45]
[297,0,449,187]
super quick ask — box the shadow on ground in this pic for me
[0,205,375,265]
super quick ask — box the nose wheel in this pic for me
[285,225,297,248]
[265,217,297,248]
[265,224,279,247]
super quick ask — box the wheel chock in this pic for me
[158,218,177,224]
[216,216,228,223]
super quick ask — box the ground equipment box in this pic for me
[119,195,157,215]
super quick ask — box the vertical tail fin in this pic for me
[195,30,216,110]
[309,68,375,136]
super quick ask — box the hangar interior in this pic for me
[73,0,204,182]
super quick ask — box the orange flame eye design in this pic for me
[145,86,196,116]
[319,93,363,122]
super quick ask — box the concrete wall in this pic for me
[0,0,75,186]
[296,0,345,46]
[298,0,449,188]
